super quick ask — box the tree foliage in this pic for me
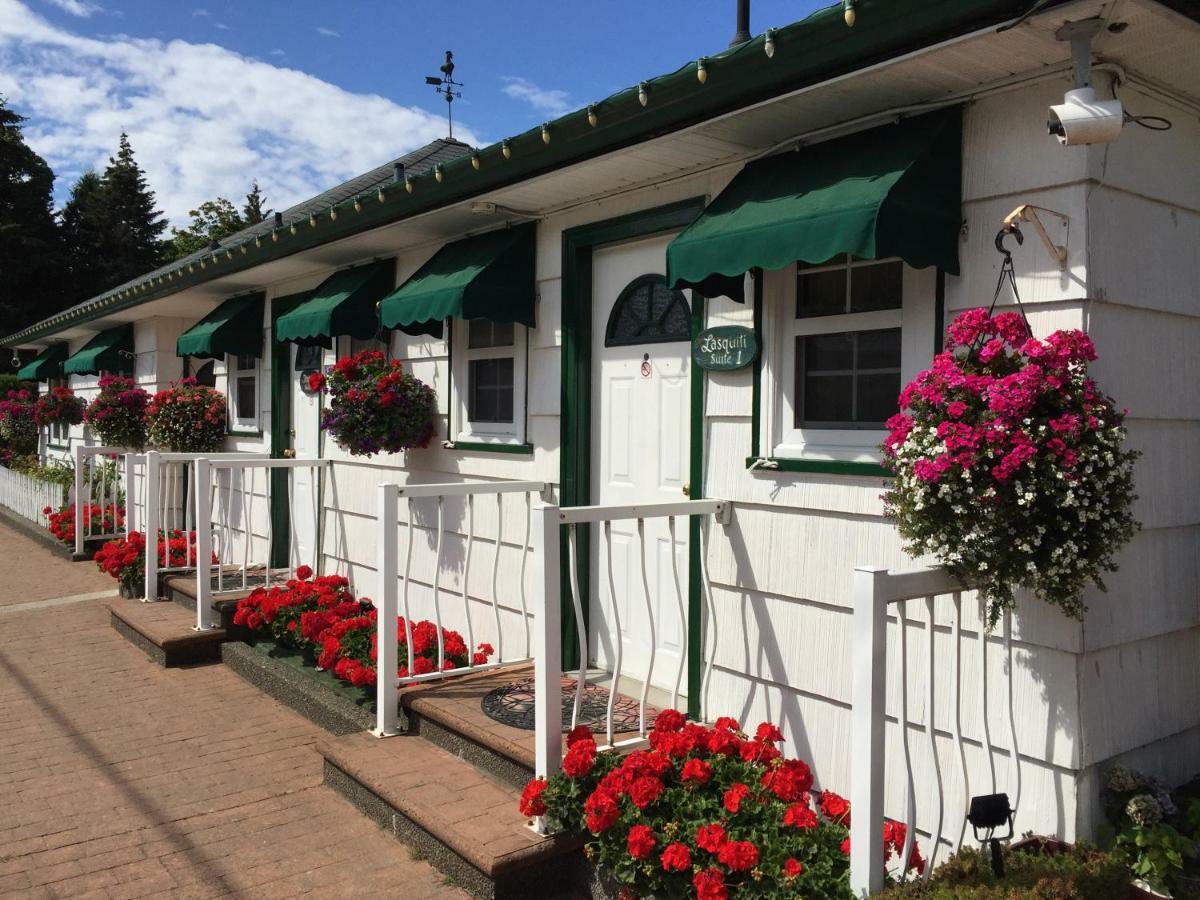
[0,97,68,333]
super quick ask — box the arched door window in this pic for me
[604,274,691,347]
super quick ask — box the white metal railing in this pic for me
[850,565,1021,897]
[124,451,270,601]
[374,480,551,736]
[73,445,128,555]
[193,456,328,631]
[533,499,729,786]
[0,465,67,528]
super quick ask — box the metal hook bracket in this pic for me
[1001,204,1069,270]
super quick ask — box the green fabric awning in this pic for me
[63,326,134,376]
[16,343,68,381]
[177,293,265,359]
[667,107,962,302]
[379,223,536,333]
[274,259,395,345]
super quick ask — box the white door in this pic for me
[289,344,322,571]
[589,234,692,699]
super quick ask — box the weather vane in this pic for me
[425,50,463,139]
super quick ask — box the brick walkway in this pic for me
[0,521,114,608]
[0,521,468,899]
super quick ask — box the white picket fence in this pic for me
[72,445,128,555]
[850,565,1019,896]
[0,465,68,528]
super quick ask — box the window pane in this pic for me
[857,328,902,369]
[235,354,256,371]
[294,345,322,371]
[468,319,514,350]
[235,376,256,421]
[468,357,514,423]
[796,268,846,318]
[802,374,853,424]
[856,373,901,424]
[850,261,903,313]
[802,332,853,372]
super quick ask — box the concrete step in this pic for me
[107,598,226,667]
[161,572,251,633]
[320,731,586,900]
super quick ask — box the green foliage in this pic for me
[0,375,34,395]
[1102,765,1200,895]
[242,181,268,225]
[60,134,168,304]
[877,843,1130,899]
[167,197,246,260]
[0,97,69,333]
[10,457,75,488]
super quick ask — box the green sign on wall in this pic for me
[693,325,758,371]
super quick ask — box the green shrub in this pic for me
[877,842,1129,899]
[0,375,34,395]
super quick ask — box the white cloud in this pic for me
[213,21,229,30]
[42,0,99,16]
[315,26,339,38]
[191,7,207,16]
[0,0,477,227]
[269,48,284,56]
[500,76,570,116]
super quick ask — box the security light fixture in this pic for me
[967,793,1014,878]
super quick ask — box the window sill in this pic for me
[226,428,264,438]
[445,440,534,456]
[744,456,891,477]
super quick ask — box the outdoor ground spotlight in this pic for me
[967,793,1014,878]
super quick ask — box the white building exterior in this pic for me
[7,0,1200,858]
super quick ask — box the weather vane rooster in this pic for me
[425,50,463,139]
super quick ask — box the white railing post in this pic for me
[143,451,160,602]
[851,566,889,898]
[72,443,85,557]
[194,457,214,631]
[374,483,400,737]
[533,502,562,799]
[123,452,136,537]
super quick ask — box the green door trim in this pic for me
[559,195,707,717]
[268,294,308,569]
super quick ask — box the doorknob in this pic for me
[282,448,296,459]
[682,483,690,496]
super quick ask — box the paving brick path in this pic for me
[0,521,468,899]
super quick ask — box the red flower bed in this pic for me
[231,568,494,689]
[93,530,215,592]
[522,713,923,898]
[46,503,124,545]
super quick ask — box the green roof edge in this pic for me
[11,0,1193,347]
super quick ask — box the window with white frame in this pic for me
[348,335,389,357]
[765,255,933,462]
[46,378,69,446]
[227,353,259,432]
[451,319,526,444]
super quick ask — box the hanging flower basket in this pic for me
[33,385,86,428]
[0,389,38,463]
[145,377,226,452]
[313,350,436,457]
[83,375,149,449]
[882,308,1139,625]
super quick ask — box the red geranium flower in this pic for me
[660,842,691,872]
[295,564,313,580]
[693,868,728,900]
[723,782,750,815]
[819,789,851,825]
[562,743,596,779]
[784,803,817,829]
[584,790,620,833]
[627,825,657,860]
[681,757,712,784]
[717,839,758,872]
[519,779,547,817]
[629,775,663,810]
[783,858,803,878]
[695,823,728,854]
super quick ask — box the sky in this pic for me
[0,0,827,228]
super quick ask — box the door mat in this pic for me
[480,676,650,734]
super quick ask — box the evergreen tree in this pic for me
[0,97,67,332]
[167,197,244,260]
[60,170,109,301]
[98,133,167,283]
[242,181,268,225]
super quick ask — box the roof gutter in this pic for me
[6,0,1165,348]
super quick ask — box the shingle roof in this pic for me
[39,137,473,326]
